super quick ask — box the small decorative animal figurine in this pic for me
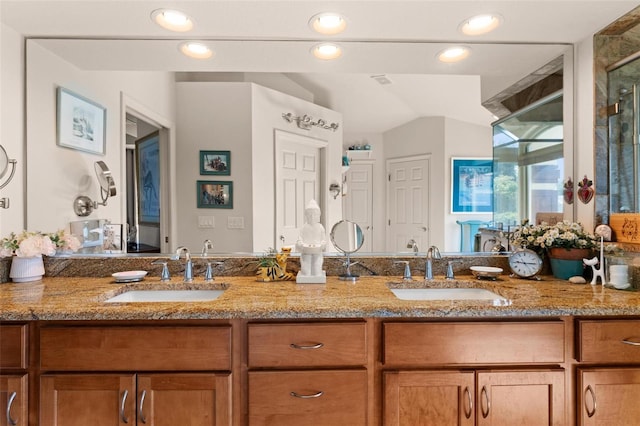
[256,247,295,282]
[583,234,606,285]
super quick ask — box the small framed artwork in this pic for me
[200,150,231,175]
[136,131,161,225]
[56,87,106,155]
[451,157,493,213]
[198,180,233,209]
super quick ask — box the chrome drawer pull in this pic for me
[290,390,324,399]
[120,390,129,424]
[290,342,324,350]
[138,390,147,424]
[585,385,597,418]
[6,391,17,426]
[480,385,490,418]
[621,337,640,346]
[463,386,472,419]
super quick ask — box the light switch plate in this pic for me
[227,216,245,229]
[198,216,215,228]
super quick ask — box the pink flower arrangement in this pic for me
[0,230,81,258]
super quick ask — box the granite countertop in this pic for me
[1,274,639,321]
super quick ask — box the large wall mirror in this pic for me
[22,38,573,255]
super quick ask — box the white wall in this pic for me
[574,36,596,231]
[175,82,253,253]
[251,83,343,252]
[25,40,176,236]
[0,23,24,235]
[174,82,343,253]
[382,116,492,252]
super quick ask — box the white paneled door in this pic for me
[275,131,324,249]
[386,156,430,252]
[343,162,373,252]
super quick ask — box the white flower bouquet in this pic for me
[0,229,81,258]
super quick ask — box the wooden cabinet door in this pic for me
[383,370,475,426]
[40,374,136,426]
[578,368,640,425]
[476,370,565,426]
[137,373,231,426]
[0,375,27,426]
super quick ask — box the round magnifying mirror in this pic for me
[0,145,9,180]
[330,220,364,254]
[94,161,116,202]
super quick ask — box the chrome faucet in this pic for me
[406,239,418,253]
[201,239,214,282]
[425,245,442,280]
[151,259,171,282]
[175,246,193,283]
[445,260,456,280]
[394,260,412,281]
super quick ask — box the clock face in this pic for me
[508,249,543,278]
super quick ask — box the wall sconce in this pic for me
[282,112,339,132]
[73,161,117,216]
[0,145,17,209]
[329,182,341,199]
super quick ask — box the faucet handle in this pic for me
[151,259,171,282]
[204,261,225,282]
[394,260,412,281]
[445,260,458,280]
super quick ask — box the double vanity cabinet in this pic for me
[2,316,640,425]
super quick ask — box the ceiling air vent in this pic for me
[370,74,392,85]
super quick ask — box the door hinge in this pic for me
[607,102,620,116]
[388,174,391,182]
[165,236,169,243]
[388,219,391,226]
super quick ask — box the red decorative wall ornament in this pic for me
[577,175,594,204]
[563,177,574,204]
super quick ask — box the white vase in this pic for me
[9,256,45,283]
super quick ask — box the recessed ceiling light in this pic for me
[309,12,347,35]
[459,14,503,36]
[311,43,343,60]
[151,8,194,32]
[179,42,213,59]
[437,46,471,63]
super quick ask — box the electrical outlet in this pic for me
[198,216,215,228]
[227,216,245,229]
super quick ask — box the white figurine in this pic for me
[295,199,327,283]
[584,234,606,285]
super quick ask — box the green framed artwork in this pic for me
[197,180,233,209]
[200,150,230,175]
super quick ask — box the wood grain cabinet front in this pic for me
[383,320,565,366]
[576,319,640,425]
[0,324,27,370]
[0,374,28,426]
[577,319,640,363]
[247,322,368,425]
[248,370,367,426]
[247,322,367,368]
[384,369,565,426]
[40,373,232,426]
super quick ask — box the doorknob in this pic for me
[419,226,427,232]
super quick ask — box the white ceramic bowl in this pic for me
[470,266,503,280]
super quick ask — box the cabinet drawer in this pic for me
[0,324,28,369]
[384,321,565,366]
[577,319,640,362]
[248,322,367,367]
[248,370,367,426]
[40,325,231,371]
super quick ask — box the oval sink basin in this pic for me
[105,289,225,303]
[390,288,509,305]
